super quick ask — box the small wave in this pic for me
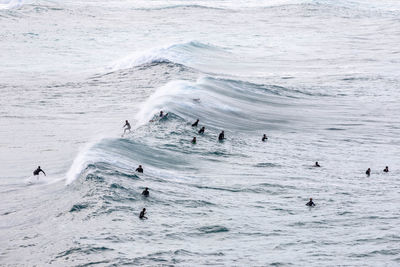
[254,162,280,168]
[69,203,90,212]
[107,41,227,73]
[198,225,229,234]
[132,4,227,11]
[55,246,113,259]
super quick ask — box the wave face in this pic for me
[108,41,236,74]
[2,0,400,266]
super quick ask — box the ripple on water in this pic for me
[69,203,90,212]
[198,225,229,234]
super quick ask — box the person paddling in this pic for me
[198,127,205,134]
[192,119,199,127]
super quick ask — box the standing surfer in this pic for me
[122,120,131,136]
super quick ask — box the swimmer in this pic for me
[192,137,197,144]
[122,120,131,136]
[192,119,199,127]
[33,166,46,177]
[159,111,164,117]
[306,198,315,207]
[383,166,389,173]
[218,131,225,141]
[198,126,205,134]
[139,208,147,219]
[315,161,321,167]
[142,187,149,197]
[262,134,268,142]
[366,168,371,176]
[136,165,143,173]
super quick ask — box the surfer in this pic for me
[306,198,315,207]
[218,131,225,141]
[383,166,389,173]
[198,126,205,134]
[33,166,46,176]
[159,111,164,117]
[366,168,371,176]
[262,134,268,141]
[139,208,147,219]
[136,165,143,173]
[192,119,199,127]
[122,120,131,136]
[142,187,149,197]
[315,161,321,167]
[192,137,197,144]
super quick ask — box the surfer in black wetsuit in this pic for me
[159,111,164,117]
[306,198,315,207]
[198,126,205,134]
[192,119,199,127]
[383,166,389,173]
[192,137,197,144]
[122,120,131,136]
[139,208,147,219]
[33,166,46,176]
[366,168,371,176]
[218,131,225,141]
[262,134,268,141]
[315,161,321,167]
[136,165,143,173]
[142,188,149,197]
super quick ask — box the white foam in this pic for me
[107,42,189,73]
[134,80,196,126]
[65,137,104,185]
[0,0,31,10]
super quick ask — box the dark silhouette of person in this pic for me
[33,166,46,176]
[315,161,321,167]
[383,166,389,173]
[192,119,199,127]
[198,127,205,134]
[139,208,147,219]
[192,137,197,144]
[306,198,315,207]
[366,168,371,176]
[122,120,131,136]
[136,165,143,173]
[159,111,164,117]
[218,131,225,141]
[142,187,149,197]
[262,134,268,141]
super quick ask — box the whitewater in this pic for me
[1,0,400,266]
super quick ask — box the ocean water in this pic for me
[1,0,400,265]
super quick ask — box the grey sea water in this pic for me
[1,0,400,266]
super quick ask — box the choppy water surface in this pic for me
[1,0,400,266]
